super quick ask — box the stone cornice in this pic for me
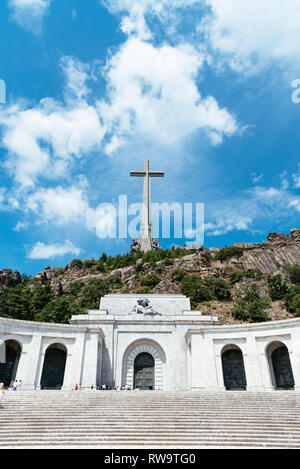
[184,317,300,341]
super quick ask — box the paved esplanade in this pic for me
[130,159,164,252]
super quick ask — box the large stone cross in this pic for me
[130,160,164,252]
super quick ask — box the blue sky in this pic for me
[0,0,299,275]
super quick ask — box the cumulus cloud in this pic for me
[8,0,53,34]
[102,0,201,39]
[99,38,238,152]
[0,57,105,188]
[27,240,81,259]
[24,183,117,239]
[206,182,300,238]
[200,0,300,74]
[26,183,96,229]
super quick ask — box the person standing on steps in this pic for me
[0,383,4,408]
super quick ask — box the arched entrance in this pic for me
[122,339,166,390]
[134,353,155,390]
[0,340,21,388]
[222,346,247,390]
[40,344,67,390]
[267,342,295,390]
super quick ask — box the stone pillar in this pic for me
[202,335,219,391]
[190,333,208,390]
[62,352,73,390]
[244,335,265,391]
[258,349,274,391]
[290,329,300,391]
[69,333,86,389]
[81,332,101,389]
[215,352,226,391]
[20,334,42,390]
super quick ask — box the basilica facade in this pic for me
[1,293,300,392]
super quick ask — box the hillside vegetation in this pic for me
[0,229,300,325]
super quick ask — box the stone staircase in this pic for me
[1,390,300,448]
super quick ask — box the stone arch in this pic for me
[221,344,247,391]
[122,339,166,390]
[266,341,295,390]
[41,339,69,356]
[40,343,68,390]
[0,340,22,388]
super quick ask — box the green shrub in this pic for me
[231,284,270,323]
[215,246,244,262]
[134,286,153,294]
[53,268,64,278]
[96,260,107,272]
[229,270,245,285]
[267,274,288,301]
[204,277,231,301]
[37,297,85,324]
[291,295,300,317]
[287,265,300,285]
[107,276,123,288]
[285,284,300,312]
[171,269,188,283]
[164,258,174,266]
[79,278,109,309]
[154,264,166,274]
[180,275,231,308]
[83,259,96,268]
[181,275,214,308]
[70,259,83,269]
[69,281,84,297]
[140,273,161,288]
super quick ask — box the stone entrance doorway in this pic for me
[222,348,247,390]
[0,340,21,388]
[271,345,295,390]
[134,353,155,390]
[40,344,67,390]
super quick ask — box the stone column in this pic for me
[290,329,300,391]
[62,352,73,390]
[257,349,274,391]
[81,331,101,389]
[214,352,226,391]
[190,333,208,390]
[69,333,86,389]
[20,334,42,390]
[244,335,265,391]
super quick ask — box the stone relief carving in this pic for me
[132,298,162,316]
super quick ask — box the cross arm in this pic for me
[130,172,146,177]
[149,172,165,178]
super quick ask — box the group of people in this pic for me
[89,384,133,391]
[8,380,24,391]
[0,380,25,409]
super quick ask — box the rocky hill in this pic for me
[0,229,300,325]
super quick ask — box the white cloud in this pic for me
[99,38,238,152]
[26,183,96,229]
[289,200,300,213]
[0,57,105,188]
[1,102,104,187]
[102,0,201,39]
[206,181,300,238]
[293,164,300,189]
[200,0,300,74]
[28,240,81,259]
[8,0,53,34]
[251,173,264,184]
[24,183,118,240]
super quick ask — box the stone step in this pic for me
[2,391,300,448]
